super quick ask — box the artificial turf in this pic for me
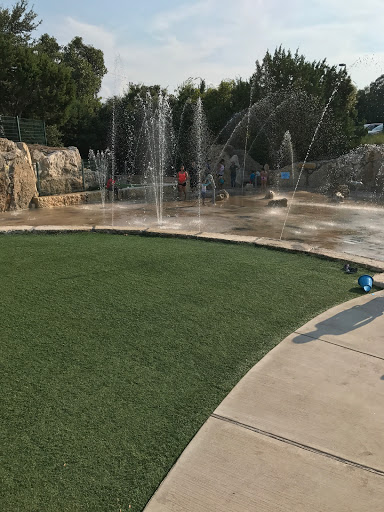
[0,233,370,511]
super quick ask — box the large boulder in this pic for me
[218,189,229,199]
[273,145,384,196]
[0,138,37,211]
[268,198,288,207]
[215,189,230,202]
[303,146,384,194]
[28,144,84,195]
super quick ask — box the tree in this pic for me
[247,46,358,163]
[35,33,61,61]
[357,75,384,123]
[58,37,107,151]
[203,80,237,135]
[0,37,75,122]
[62,36,107,100]
[0,0,40,44]
[0,2,108,154]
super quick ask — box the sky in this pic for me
[3,0,384,98]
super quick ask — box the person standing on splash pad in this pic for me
[216,159,225,187]
[177,164,189,200]
[106,176,119,200]
[261,164,268,190]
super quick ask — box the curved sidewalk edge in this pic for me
[144,291,384,511]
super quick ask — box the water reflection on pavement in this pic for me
[1,191,383,261]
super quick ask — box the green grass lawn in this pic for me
[0,233,371,511]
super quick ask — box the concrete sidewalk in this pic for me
[144,291,384,511]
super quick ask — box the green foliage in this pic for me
[45,124,64,147]
[56,37,107,152]
[357,75,384,124]
[253,46,350,102]
[166,78,250,166]
[0,36,75,122]
[102,84,172,169]
[35,33,61,61]
[203,79,246,134]
[0,0,40,44]
[61,97,104,155]
[62,36,107,100]
[0,2,107,155]
[247,47,358,162]
[360,133,384,145]
[0,1,376,165]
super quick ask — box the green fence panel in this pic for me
[0,116,19,141]
[0,115,47,145]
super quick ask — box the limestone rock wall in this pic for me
[0,138,99,211]
[0,138,37,211]
[28,144,85,195]
[274,145,384,194]
[302,146,384,194]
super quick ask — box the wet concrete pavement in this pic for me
[1,190,384,261]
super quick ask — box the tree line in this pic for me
[1,1,383,167]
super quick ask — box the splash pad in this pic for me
[2,189,384,261]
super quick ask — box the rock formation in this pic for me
[0,138,37,211]
[28,144,86,195]
[268,198,288,207]
[0,138,100,211]
[215,189,230,201]
[276,145,384,197]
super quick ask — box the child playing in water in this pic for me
[201,174,213,205]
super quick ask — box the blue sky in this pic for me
[3,0,384,97]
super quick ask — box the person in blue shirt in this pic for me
[202,173,214,205]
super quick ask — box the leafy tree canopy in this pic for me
[0,0,40,44]
[35,33,61,61]
[62,36,107,100]
[0,37,75,122]
[356,75,384,124]
[0,1,108,150]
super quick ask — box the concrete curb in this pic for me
[0,224,383,277]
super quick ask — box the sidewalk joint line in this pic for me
[293,331,384,362]
[211,413,384,477]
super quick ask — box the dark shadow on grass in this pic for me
[293,296,384,344]
[349,286,367,295]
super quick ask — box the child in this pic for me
[216,159,225,187]
[201,174,212,205]
[177,164,189,200]
[106,177,119,199]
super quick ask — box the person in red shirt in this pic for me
[106,177,118,200]
[177,164,189,200]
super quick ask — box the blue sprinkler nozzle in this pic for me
[358,274,373,293]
